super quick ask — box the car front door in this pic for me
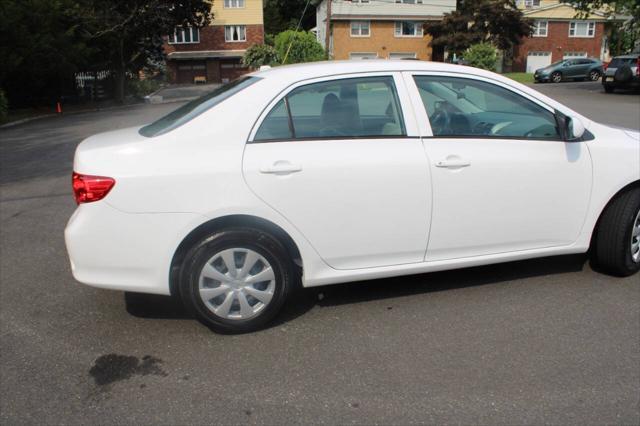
[242,74,431,270]
[563,60,579,78]
[406,73,592,261]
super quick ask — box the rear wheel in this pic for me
[589,70,601,81]
[551,72,562,83]
[592,188,640,277]
[604,85,614,93]
[179,227,295,333]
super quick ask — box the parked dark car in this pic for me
[534,58,604,83]
[602,54,640,93]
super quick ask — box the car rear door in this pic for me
[242,73,431,270]
[404,72,592,261]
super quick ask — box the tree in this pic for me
[562,0,639,55]
[425,0,533,57]
[0,0,94,107]
[79,0,214,103]
[274,30,325,64]
[242,44,280,68]
[263,0,316,35]
[464,43,498,71]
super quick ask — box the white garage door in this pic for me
[563,51,587,59]
[349,52,378,60]
[526,51,552,73]
[389,52,416,60]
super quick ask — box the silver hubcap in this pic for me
[553,74,561,82]
[632,210,640,263]
[198,248,275,320]
[590,71,599,81]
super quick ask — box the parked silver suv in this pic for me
[603,54,640,93]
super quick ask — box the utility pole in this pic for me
[325,0,332,58]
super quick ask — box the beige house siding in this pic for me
[517,0,561,10]
[331,21,432,61]
[211,0,264,25]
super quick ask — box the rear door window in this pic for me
[254,76,406,141]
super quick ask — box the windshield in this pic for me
[609,57,638,68]
[139,76,260,137]
[548,60,566,68]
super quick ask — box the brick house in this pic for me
[315,0,456,61]
[513,0,612,73]
[163,0,264,84]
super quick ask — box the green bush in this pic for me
[464,43,498,72]
[243,44,280,68]
[274,30,326,64]
[0,89,8,121]
[127,78,162,99]
[264,33,275,47]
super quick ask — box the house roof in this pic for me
[523,3,610,21]
[167,50,246,60]
[327,0,455,20]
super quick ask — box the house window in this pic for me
[225,25,247,42]
[523,0,541,8]
[352,0,370,3]
[168,27,200,44]
[395,21,423,37]
[224,0,244,7]
[350,21,370,37]
[569,21,595,38]
[532,20,548,37]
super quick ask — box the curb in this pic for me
[0,101,146,130]
[0,96,199,130]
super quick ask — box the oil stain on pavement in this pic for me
[89,354,167,388]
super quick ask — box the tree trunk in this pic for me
[114,37,125,104]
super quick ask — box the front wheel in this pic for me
[179,227,295,333]
[592,189,640,277]
[551,72,562,83]
[589,70,601,81]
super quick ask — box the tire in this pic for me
[592,188,640,277]
[589,70,601,81]
[604,85,614,93]
[614,65,633,84]
[551,72,562,83]
[179,227,295,333]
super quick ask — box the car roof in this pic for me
[250,60,501,83]
[612,54,639,59]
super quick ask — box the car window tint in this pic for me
[254,76,406,141]
[140,77,260,137]
[254,99,292,140]
[414,76,560,140]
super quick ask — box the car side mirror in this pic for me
[567,116,586,140]
[556,110,586,141]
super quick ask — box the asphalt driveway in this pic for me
[0,81,638,425]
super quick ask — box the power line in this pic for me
[283,0,314,64]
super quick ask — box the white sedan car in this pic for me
[65,61,640,333]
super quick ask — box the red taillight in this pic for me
[72,172,115,204]
[637,58,640,76]
[603,61,609,71]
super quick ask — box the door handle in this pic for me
[260,161,303,175]
[435,159,471,168]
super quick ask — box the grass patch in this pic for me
[503,72,534,84]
